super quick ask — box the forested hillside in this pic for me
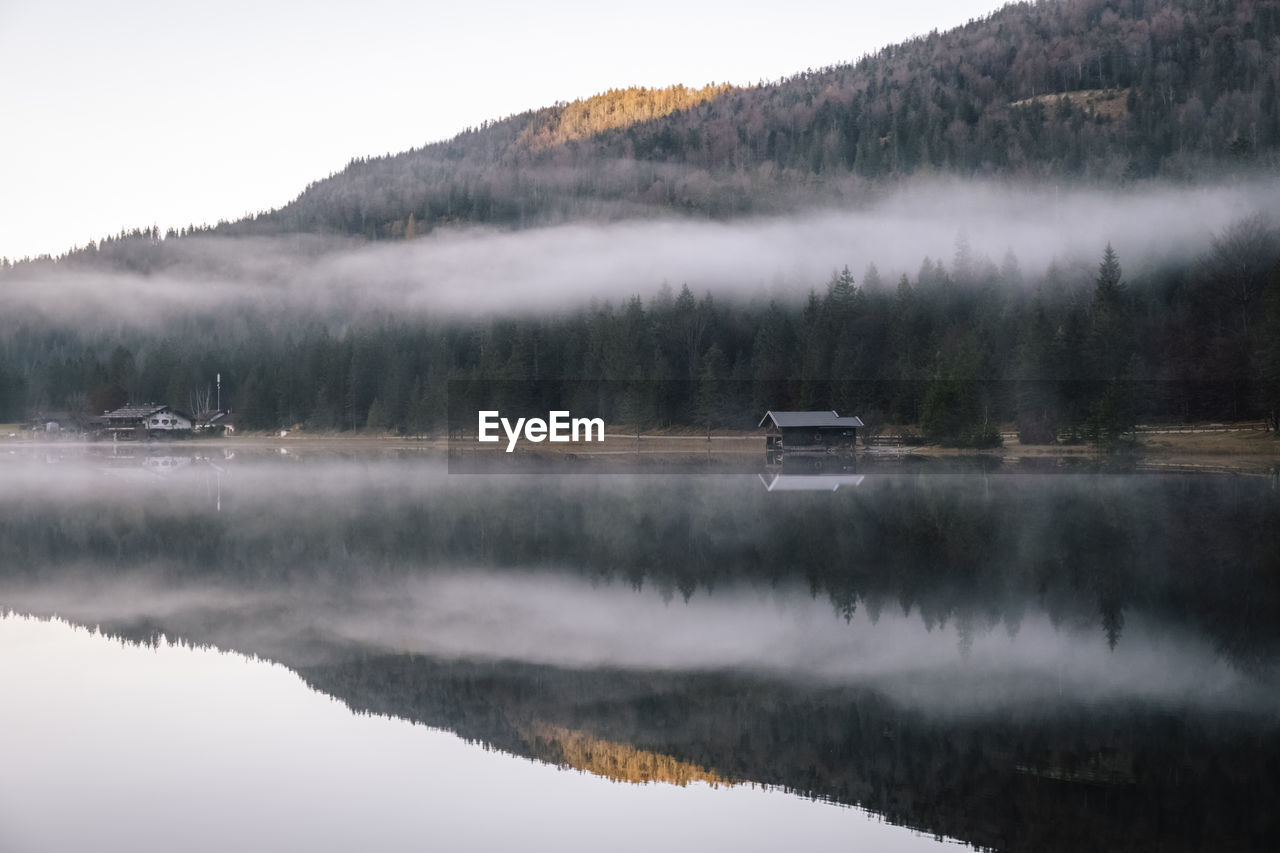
[227,0,1280,241]
[2,0,1279,437]
[3,224,1279,440]
[8,0,1271,262]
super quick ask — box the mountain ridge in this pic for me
[237,0,1280,240]
[8,0,1277,268]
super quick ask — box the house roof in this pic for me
[101,404,194,422]
[758,410,865,429]
[102,403,170,419]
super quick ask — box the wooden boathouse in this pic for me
[759,410,864,454]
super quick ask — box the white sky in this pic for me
[0,0,1004,261]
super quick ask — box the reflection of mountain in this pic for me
[294,654,1277,853]
[5,571,1278,851]
[2,454,1278,851]
[520,722,735,789]
[8,592,1276,851]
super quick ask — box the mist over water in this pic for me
[1,449,1277,851]
[7,179,1279,326]
[0,449,1275,716]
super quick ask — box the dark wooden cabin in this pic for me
[759,410,864,454]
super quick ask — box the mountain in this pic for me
[3,0,1280,436]
[207,0,1280,242]
[11,0,1278,263]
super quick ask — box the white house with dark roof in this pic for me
[100,403,193,436]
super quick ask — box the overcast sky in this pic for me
[0,0,1005,261]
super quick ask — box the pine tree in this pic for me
[1088,243,1132,381]
[862,263,883,291]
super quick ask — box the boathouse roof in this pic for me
[758,410,865,429]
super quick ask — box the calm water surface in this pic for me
[0,446,1276,852]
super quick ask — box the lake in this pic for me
[1,445,1277,852]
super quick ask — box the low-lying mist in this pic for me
[7,178,1278,328]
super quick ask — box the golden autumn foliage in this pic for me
[516,84,735,151]
[523,721,737,788]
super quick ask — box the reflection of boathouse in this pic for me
[758,472,865,492]
[759,410,863,455]
[760,450,861,488]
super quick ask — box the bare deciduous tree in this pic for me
[189,385,213,420]
[1205,214,1279,341]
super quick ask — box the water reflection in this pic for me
[0,614,950,853]
[0,447,1276,851]
[7,569,1268,712]
[3,448,1277,668]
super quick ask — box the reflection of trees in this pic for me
[1,463,1278,664]
[294,654,1280,853]
[522,722,734,788]
[18,610,1275,853]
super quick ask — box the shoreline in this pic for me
[5,424,1278,475]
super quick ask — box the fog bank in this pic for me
[6,179,1278,327]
